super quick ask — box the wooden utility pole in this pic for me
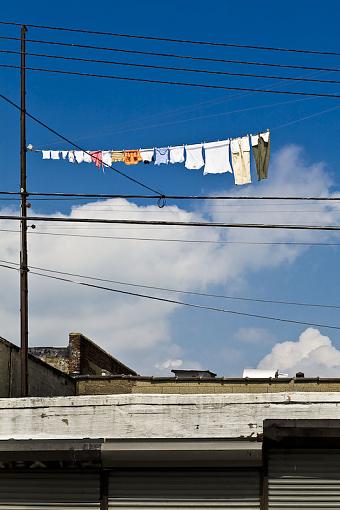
[20,24,29,397]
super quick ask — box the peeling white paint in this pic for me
[0,393,339,440]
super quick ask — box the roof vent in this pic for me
[295,371,305,378]
[242,368,289,379]
[171,369,216,379]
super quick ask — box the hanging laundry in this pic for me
[251,131,270,181]
[61,151,68,160]
[203,140,232,175]
[169,146,185,164]
[50,151,60,160]
[74,151,85,164]
[102,151,112,167]
[140,148,154,164]
[124,150,142,165]
[154,147,169,165]
[111,151,125,163]
[83,152,92,163]
[231,136,251,185]
[185,143,204,170]
[42,150,51,160]
[90,151,103,168]
[68,151,76,163]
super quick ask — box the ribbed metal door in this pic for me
[0,471,100,509]
[268,449,340,509]
[108,470,261,508]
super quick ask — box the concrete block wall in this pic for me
[75,376,340,396]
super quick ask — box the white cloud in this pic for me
[0,145,338,373]
[257,328,340,377]
[155,359,183,370]
[154,358,203,375]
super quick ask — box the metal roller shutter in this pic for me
[268,449,340,509]
[108,470,261,508]
[0,471,100,509]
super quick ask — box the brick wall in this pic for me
[69,333,136,376]
[29,333,137,377]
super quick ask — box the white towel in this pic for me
[169,146,185,164]
[203,140,232,175]
[50,151,60,160]
[61,151,68,160]
[185,143,204,170]
[42,151,51,160]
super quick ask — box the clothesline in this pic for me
[28,129,270,185]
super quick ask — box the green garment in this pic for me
[253,135,270,180]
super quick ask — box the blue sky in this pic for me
[0,0,340,376]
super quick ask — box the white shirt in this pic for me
[140,149,154,162]
[74,151,84,164]
[102,151,112,167]
[68,151,75,163]
[42,151,51,160]
[169,146,185,164]
[185,143,204,170]
[83,152,92,163]
[203,140,232,174]
[251,131,270,146]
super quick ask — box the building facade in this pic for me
[1,391,340,508]
[1,333,340,508]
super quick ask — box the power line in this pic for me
[1,261,339,331]
[2,48,340,85]
[2,258,339,310]
[2,63,340,99]
[3,35,340,75]
[2,191,340,203]
[0,92,163,197]
[23,192,340,201]
[0,21,339,57]
[2,213,340,230]
[2,227,340,246]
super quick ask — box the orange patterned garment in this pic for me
[124,150,143,165]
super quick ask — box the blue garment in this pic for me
[154,147,169,165]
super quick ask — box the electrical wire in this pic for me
[1,261,340,331]
[2,48,340,85]
[2,227,340,246]
[0,91,163,197]
[92,98,332,138]
[30,207,340,214]
[2,257,339,310]
[2,213,340,230]
[3,191,340,203]
[2,63,340,99]
[272,104,340,130]
[0,21,339,57]
[3,35,340,75]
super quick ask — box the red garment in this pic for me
[90,151,103,168]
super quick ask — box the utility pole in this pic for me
[20,25,28,398]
